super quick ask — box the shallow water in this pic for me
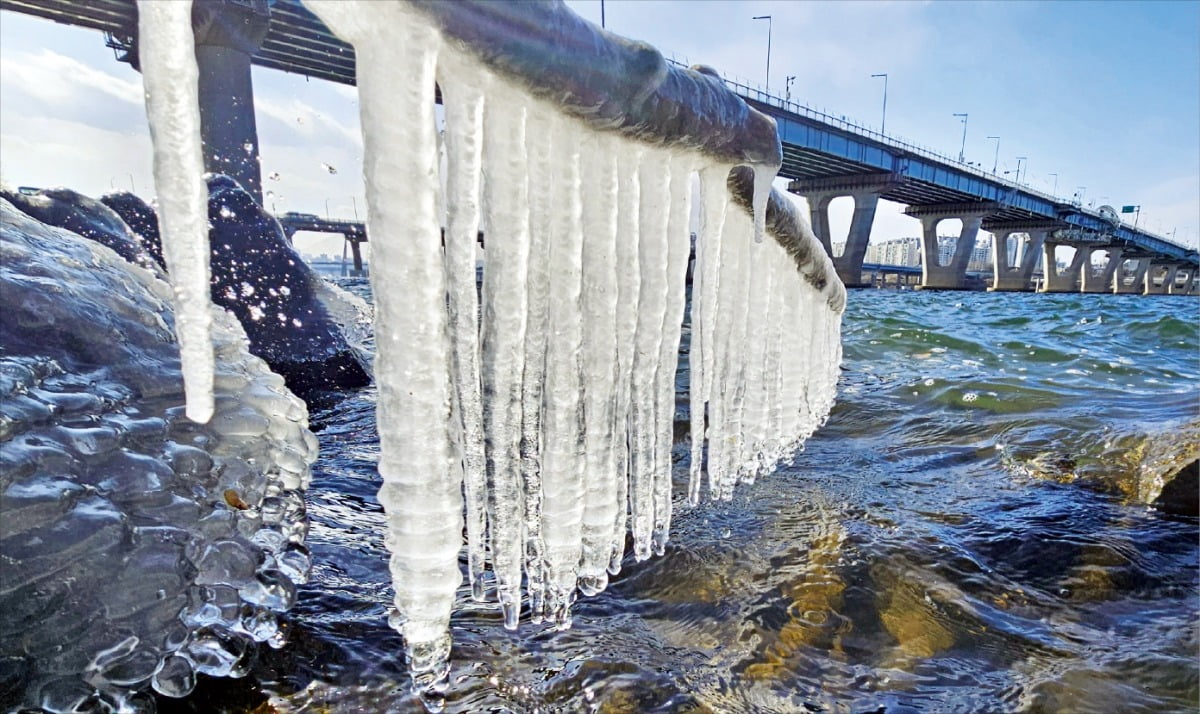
[164,286,1199,714]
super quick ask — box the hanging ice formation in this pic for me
[138,0,846,699]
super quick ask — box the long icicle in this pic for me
[540,111,587,626]
[305,2,463,698]
[137,0,213,423]
[520,103,554,624]
[609,146,643,573]
[578,132,621,595]
[653,157,695,554]
[629,150,672,560]
[688,165,730,505]
[479,81,532,631]
[439,62,488,602]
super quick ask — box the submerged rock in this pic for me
[0,198,318,712]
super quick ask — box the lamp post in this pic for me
[1048,173,1058,196]
[601,0,606,28]
[325,198,331,220]
[785,75,796,104]
[871,73,888,134]
[986,136,1000,173]
[953,113,968,162]
[1076,186,1086,205]
[753,15,772,90]
[1015,156,1027,185]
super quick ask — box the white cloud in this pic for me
[0,47,143,107]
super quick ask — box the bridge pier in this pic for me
[987,226,1049,292]
[1038,241,1088,293]
[789,175,903,288]
[190,1,271,204]
[903,202,995,290]
[1143,262,1178,295]
[1081,246,1124,293]
[1168,264,1193,295]
[1113,257,1151,294]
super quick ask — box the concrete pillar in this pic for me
[1113,257,1151,294]
[350,239,365,276]
[802,190,881,287]
[916,212,985,290]
[192,1,271,204]
[989,229,1047,292]
[1168,266,1193,295]
[805,194,835,256]
[1081,247,1124,293]
[1039,242,1088,293]
[1143,263,1176,295]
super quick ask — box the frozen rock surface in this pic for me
[2,187,161,274]
[0,199,318,712]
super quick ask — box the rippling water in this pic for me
[164,286,1199,714]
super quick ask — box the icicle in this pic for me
[760,236,789,468]
[710,204,754,500]
[306,1,461,699]
[750,163,777,244]
[438,62,488,603]
[577,132,620,595]
[687,166,730,505]
[478,80,532,632]
[738,218,775,484]
[609,147,642,574]
[539,111,586,626]
[520,104,554,624]
[137,0,213,423]
[629,150,672,560]
[652,157,695,554]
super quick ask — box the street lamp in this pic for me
[953,113,968,162]
[1048,173,1058,195]
[785,75,796,104]
[1015,156,1027,185]
[986,136,1000,173]
[871,73,888,134]
[1076,186,1086,205]
[753,15,772,90]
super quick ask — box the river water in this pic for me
[165,284,1199,714]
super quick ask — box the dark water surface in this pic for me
[169,286,1199,714]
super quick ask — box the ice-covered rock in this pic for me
[0,198,318,712]
[203,174,371,398]
[100,191,165,270]
[2,187,161,274]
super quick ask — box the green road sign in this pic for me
[1121,205,1138,213]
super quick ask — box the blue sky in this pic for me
[1,0,1197,254]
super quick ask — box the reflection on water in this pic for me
[163,287,1199,714]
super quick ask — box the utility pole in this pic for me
[871,73,888,134]
[953,113,968,162]
[986,136,1000,174]
[753,15,772,90]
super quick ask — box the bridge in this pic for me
[276,212,367,274]
[3,0,1196,296]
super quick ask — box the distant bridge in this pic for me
[276,212,367,274]
[3,0,1196,295]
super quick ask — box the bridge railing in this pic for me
[663,56,1189,253]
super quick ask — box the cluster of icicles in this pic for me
[137,0,842,699]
